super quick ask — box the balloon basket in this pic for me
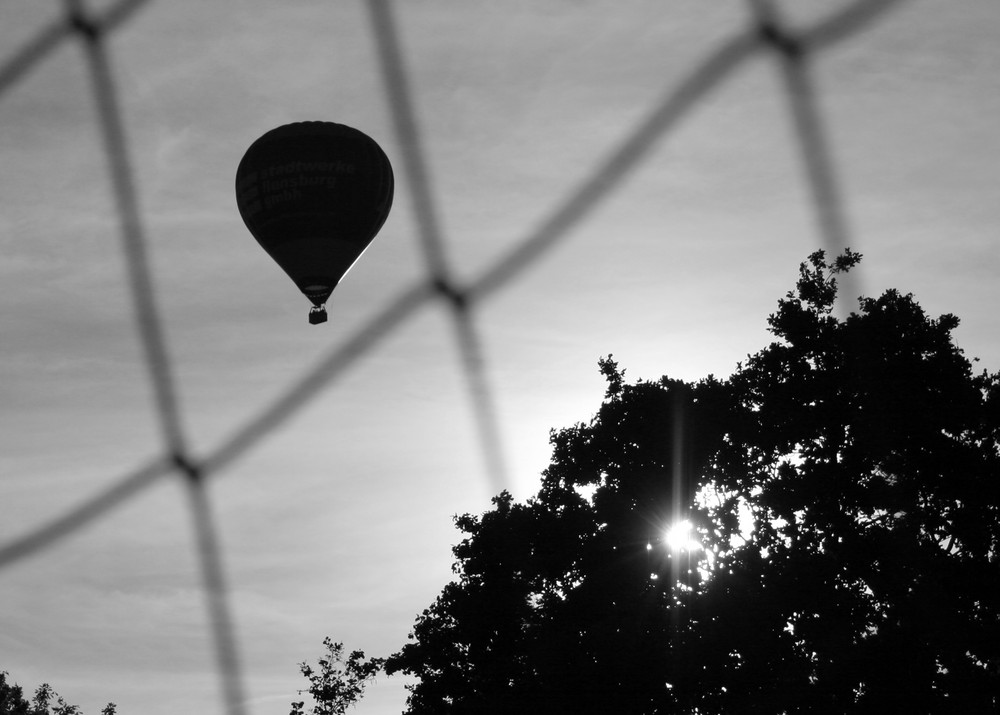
[309,305,328,325]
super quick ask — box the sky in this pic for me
[1,1,999,713]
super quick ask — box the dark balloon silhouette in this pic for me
[235,121,394,324]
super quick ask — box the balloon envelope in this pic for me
[235,121,394,319]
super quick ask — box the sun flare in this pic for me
[664,519,702,552]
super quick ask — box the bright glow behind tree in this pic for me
[664,519,702,552]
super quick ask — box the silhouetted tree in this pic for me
[386,251,1000,714]
[0,672,113,715]
[290,638,384,715]
[1,672,32,715]
[386,366,727,714]
[674,250,1000,713]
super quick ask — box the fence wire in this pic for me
[0,0,906,712]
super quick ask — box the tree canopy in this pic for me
[385,251,1000,714]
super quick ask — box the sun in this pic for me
[664,519,702,552]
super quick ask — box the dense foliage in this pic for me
[386,251,1000,714]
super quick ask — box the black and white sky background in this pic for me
[2,1,999,713]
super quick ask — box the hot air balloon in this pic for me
[235,121,394,324]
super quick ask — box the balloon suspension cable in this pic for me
[309,304,328,325]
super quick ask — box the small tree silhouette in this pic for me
[290,638,385,715]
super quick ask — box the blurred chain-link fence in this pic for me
[1,1,911,712]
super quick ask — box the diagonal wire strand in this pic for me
[92,0,154,34]
[67,0,187,458]
[0,456,173,569]
[366,0,451,282]
[466,0,905,305]
[750,0,855,301]
[466,31,761,303]
[203,279,438,476]
[65,1,245,711]
[802,0,910,50]
[368,0,508,494]
[183,464,249,715]
[448,307,509,496]
[0,16,73,95]
[0,0,153,99]
[748,0,897,311]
